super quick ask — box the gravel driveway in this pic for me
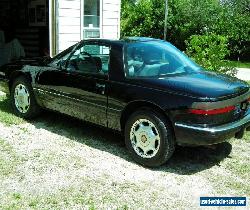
[0,92,249,209]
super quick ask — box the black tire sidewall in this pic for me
[10,76,40,119]
[125,110,175,167]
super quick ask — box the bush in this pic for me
[186,34,237,76]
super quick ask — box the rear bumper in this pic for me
[174,109,250,146]
[0,76,9,95]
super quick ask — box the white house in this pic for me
[49,0,121,56]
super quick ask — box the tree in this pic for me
[121,0,165,38]
[212,0,250,60]
[186,34,237,75]
[121,0,250,60]
[121,0,222,50]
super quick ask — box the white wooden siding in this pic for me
[58,25,80,34]
[102,0,121,39]
[58,9,81,18]
[54,0,121,54]
[58,0,81,9]
[56,0,81,53]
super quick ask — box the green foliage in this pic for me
[227,60,250,68]
[121,0,165,38]
[167,0,222,50]
[121,0,250,60]
[186,34,237,75]
[121,0,223,50]
[211,1,250,59]
[0,95,24,126]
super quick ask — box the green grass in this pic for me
[227,60,250,68]
[0,138,19,177]
[0,95,24,126]
[0,137,98,210]
[0,92,250,208]
[0,191,99,210]
[203,136,250,196]
[1,131,249,209]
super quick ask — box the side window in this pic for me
[126,44,182,77]
[68,44,110,74]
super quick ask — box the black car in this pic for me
[0,37,250,167]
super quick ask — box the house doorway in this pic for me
[0,0,49,59]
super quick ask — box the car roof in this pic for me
[120,37,161,43]
[80,37,162,46]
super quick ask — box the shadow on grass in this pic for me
[0,97,232,175]
[0,95,24,125]
[0,95,13,113]
[159,143,232,175]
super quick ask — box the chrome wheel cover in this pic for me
[14,84,30,114]
[130,119,160,158]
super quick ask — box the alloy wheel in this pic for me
[14,84,30,113]
[130,119,161,158]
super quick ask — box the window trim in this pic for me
[64,41,111,76]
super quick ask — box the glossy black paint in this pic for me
[0,37,250,146]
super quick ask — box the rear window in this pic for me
[125,41,201,78]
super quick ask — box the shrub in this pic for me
[185,34,237,76]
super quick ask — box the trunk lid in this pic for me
[137,71,249,101]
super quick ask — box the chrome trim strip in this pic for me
[191,90,250,109]
[34,87,107,109]
[175,111,250,134]
[191,91,250,110]
[108,107,122,112]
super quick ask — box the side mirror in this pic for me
[57,60,67,70]
[57,60,62,69]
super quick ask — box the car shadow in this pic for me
[0,97,232,175]
[158,142,232,175]
[31,111,233,175]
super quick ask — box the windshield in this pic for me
[49,44,78,67]
[125,41,202,78]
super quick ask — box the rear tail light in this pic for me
[189,106,235,115]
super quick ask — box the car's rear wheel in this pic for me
[10,76,41,119]
[125,109,175,167]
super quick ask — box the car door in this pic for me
[37,41,110,127]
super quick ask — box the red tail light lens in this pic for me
[189,106,235,115]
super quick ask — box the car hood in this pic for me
[136,71,249,101]
[0,56,50,73]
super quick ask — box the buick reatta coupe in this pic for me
[0,37,250,167]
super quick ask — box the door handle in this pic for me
[96,83,106,94]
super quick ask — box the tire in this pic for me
[10,76,41,119]
[125,109,175,167]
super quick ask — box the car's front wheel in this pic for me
[125,109,175,167]
[11,76,41,119]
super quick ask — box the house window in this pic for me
[83,0,100,38]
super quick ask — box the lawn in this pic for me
[0,95,24,126]
[227,60,250,68]
[0,93,249,209]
